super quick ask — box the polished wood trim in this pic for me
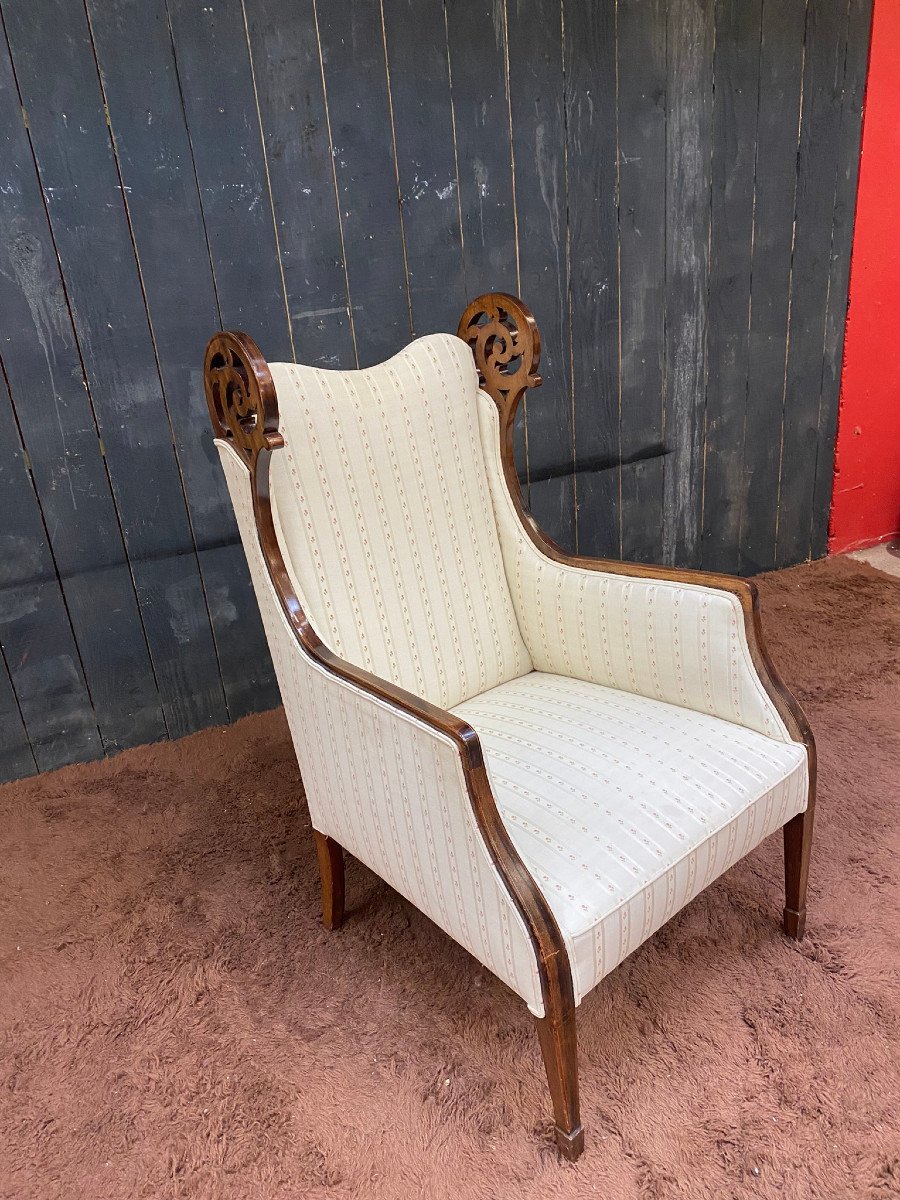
[783,808,813,939]
[204,329,580,1154]
[313,830,345,931]
[535,1005,584,1160]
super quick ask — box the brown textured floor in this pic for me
[1,556,898,1200]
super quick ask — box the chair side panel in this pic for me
[216,438,545,1014]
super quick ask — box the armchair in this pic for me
[204,294,814,1161]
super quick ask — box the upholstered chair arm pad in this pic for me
[216,438,548,1015]
[478,394,797,743]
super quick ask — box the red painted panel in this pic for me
[830,0,900,554]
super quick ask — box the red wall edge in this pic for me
[829,0,900,555]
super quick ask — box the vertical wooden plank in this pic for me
[4,0,228,739]
[445,0,519,295]
[738,0,807,575]
[662,0,715,569]
[382,0,467,338]
[810,0,872,559]
[86,0,279,720]
[166,0,293,360]
[506,0,575,551]
[0,639,35,783]
[564,0,620,558]
[617,0,667,564]
[0,368,102,772]
[244,0,356,368]
[0,23,167,754]
[314,0,411,366]
[701,0,763,574]
[445,0,528,491]
[776,0,850,567]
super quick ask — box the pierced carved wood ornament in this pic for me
[204,331,283,469]
[457,291,543,425]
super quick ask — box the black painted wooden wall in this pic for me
[0,0,871,780]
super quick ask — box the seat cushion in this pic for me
[267,333,531,710]
[453,672,809,1005]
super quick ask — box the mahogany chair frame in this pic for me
[204,293,815,1162]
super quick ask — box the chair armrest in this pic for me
[204,332,572,1019]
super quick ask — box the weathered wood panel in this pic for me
[809,0,872,560]
[315,0,411,366]
[700,0,763,575]
[0,641,34,782]
[5,0,228,740]
[0,26,167,756]
[87,0,279,721]
[776,1,854,568]
[166,0,293,360]
[382,0,467,339]
[662,0,715,569]
[0,0,872,778]
[616,0,668,565]
[0,370,101,773]
[564,0,620,559]
[506,0,575,551]
[243,0,355,368]
[738,0,808,576]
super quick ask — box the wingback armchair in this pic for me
[204,294,814,1161]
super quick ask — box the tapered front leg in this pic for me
[313,830,345,930]
[535,1002,584,1161]
[783,808,813,940]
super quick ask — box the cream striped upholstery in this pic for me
[267,334,531,711]
[454,672,808,1005]
[476,392,792,743]
[215,332,811,1019]
[217,439,545,1014]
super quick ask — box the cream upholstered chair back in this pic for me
[266,333,532,710]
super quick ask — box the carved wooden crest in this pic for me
[203,330,283,468]
[457,292,543,422]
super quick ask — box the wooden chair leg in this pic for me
[313,830,344,930]
[535,1003,584,1161]
[783,807,813,940]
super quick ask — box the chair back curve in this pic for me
[266,332,532,710]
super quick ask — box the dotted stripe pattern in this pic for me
[217,440,546,1015]
[475,392,792,743]
[267,335,532,711]
[454,672,808,1005]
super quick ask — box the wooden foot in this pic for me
[535,1006,584,1161]
[313,830,344,930]
[783,807,813,941]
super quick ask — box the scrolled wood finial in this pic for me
[456,292,542,422]
[204,330,283,468]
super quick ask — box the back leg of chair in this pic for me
[313,830,345,930]
[783,808,813,939]
[535,1004,584,1161]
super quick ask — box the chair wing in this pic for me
[460,293,813,752]
[477,393,795,742]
